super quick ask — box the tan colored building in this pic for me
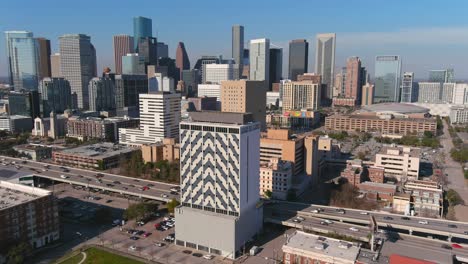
[325,114,437,135]
[259,158,292,200]
[141,138,180,163]
[375,145,420,181]
[260,129,305,176]
[393,193,411,214]
[282,81,320,111]
[341,159,364,186]
[357,181,396,201]
[296,73,321,83]
[361,82,374,106]
[304,135,320,183]
[50,53,61,78]
[221,80,266,129]
[332,97,356,106]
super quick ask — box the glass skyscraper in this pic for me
[429,69,454,83]
[5,31,40,91]
[400,72,417,103]
[315,33,336,99]
[374,55,401,103]
[288,39,308,81]
[133,16,152,52]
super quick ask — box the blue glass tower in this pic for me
[133,16,152,52]
[5,31,40,91]
[374,55,401,103]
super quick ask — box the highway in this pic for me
[0,156,179,202]
[265,201,468,242]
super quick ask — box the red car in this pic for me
[143,232,151,238]
[452,243,463,249]
[142,186,149,191]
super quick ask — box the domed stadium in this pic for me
[361,103,430,114]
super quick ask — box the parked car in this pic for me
[192,253,203,258]
[130,236,138,241]
[155,242,165,247]
[129,245,137,251]
[143,232,151,238]
[203,254,215,260]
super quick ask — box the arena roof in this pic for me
[361,103,429,114]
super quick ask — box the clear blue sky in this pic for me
[2,0,468,79]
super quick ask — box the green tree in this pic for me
[447,189,464,207]
[264,190,273,198]
[166,198,180,214]
[6,242,31,264]
[123,202,158,220]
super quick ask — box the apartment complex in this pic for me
[449,105,468,124]
[221,80,266,129]
[282,81,321,111]
[259,158,292,200]
[175,112,263,258]
[374,145,420,181]
[52,142,137,169]
[67,116,138,142]
[0,181,60,251]
[141,138,180,163]
[119,92,181,146]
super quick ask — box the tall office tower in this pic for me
[400,72,417,103]
[288,39,308,81]
[114,74,148,111]
[249,38,270,86]
[59,34,97,109]
[442,83,456,103]
[157,57,179,81]
[113,35,134,74]
[122,53,145,75]
[361,82,374,106]
[138,37,157,68]
[198,84,221,109]
[360,67,368,86]
[221,80,266,129]
[88,77,116,112]
[205,64,234,84]
[282,81,321,111]
[8,91,40,118]
[156,42,169,59]
[5,31,40,91]
[417,82,442,103]
[149,74,175,93]
[119,92,181,146]
[315,33,336,99]
[181,69,199,96]
[452,84,468,105]
[344,57,362,104]
[429,69,454,83]
[333,68,346,97]
[39,77,72,116]
[176,42,190,75]
[194,56,222,83]
[373,55,401,103]
[50,53,61,77]
[133,16,152,52]
[175,111,263,258]
[36,37,51,79]
[269,48,283,90]
[232,25,244,78]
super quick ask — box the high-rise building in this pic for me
[198,84,221,109]
[50,53,61,78]
[88,77,116,112]
[205,64,234,84]
[269,48,283,90]
[400,72,417,103]
[333,67,346,97]
[36,37,51,80]
[315,33,336,99]
[452,84,468,105]
[156,42,169,59]
[5,31,40,91]
[175,112,263,258]
[119,92,181,146]
[417,82,441,103]
[149,74,175,93]
[373,55,401,103]
[181,69,199,96]
[122,53,146,75]
[194,56,222,83]
[221,80,266,129]
[113,35,134,74]
[8,91,40,118]
[249,38,270,87]
[232,25,244,78]
[288,39,308,81]
[429,69,454,83]
[133,16,152,52]
[114,74,148,113]
[361,82,374,106]
[39,77,72,116]
[176,42,190,75]
[344,57,362,104]
[282,81,321,111]
[59,34,97,109]
[138,37,157,68]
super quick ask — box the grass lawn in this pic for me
[59,247,143,264]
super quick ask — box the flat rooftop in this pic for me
[56,143,136,159]
[0,181,51,210]
[327,114,436,123]
[188,111,254,125]
[283,231,360,261]
[379,145,421,157]
[13,144,50,150]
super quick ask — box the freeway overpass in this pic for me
[265,201,468,243]
[0,156,178,202]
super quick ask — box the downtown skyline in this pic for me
[1,0,468,79]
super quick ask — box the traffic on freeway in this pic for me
[266,201,468,240]
[0,156,180,202]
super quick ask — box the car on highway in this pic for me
[418,220,429,225]
[324,219,333,224]
[203,254,215,260]
[452,243,463,249]
[401,216,411,220]
[170,191,179,195]
[113,181,121,184]
[349,227,359,232]
[147,183,154,187]
[296,216,305,221]
[320,221,328,225]
[360,212,369,215]
[142,186,149,191]
[464,231,468,235]
[311,208,323,213]
[161,194,168,198]
[441,244,452,250]
[170,187,181,192]
[336,209,346,214]
[383,216,393,220]
[448,224,457,228]
[60,175,69,179]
